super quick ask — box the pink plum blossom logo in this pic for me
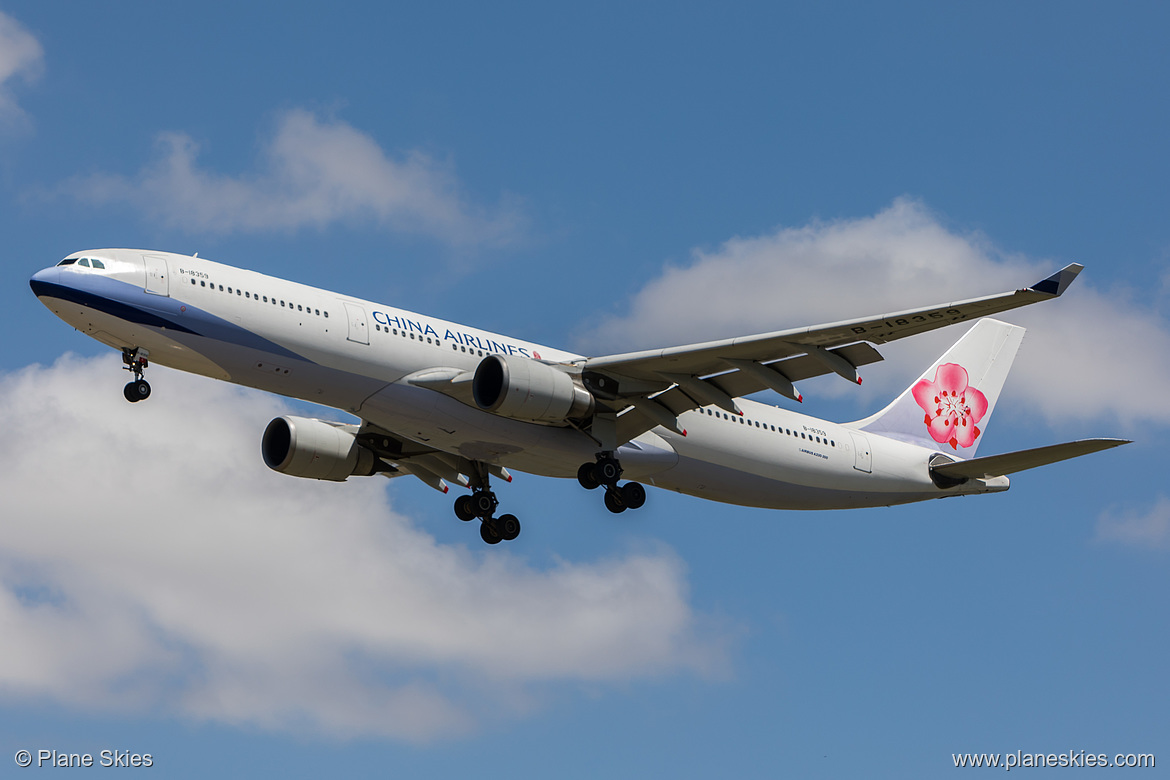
[912,363,988,450]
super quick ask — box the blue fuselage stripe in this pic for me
[30,279,200,334]
[30,278,307,362]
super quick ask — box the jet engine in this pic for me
[472,354,594,423]
[262,415,380,481]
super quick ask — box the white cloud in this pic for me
[578,198,1170,431]
[63,109,526,246]
[0,11,43,127]
[1096,495,1170,551]
[0,356,724,741]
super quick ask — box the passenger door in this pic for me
[143,254,170,296]
[344,302,370,345]
[850,432,872,473]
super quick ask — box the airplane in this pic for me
[29,250,1129,544]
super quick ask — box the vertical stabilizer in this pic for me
[849,319,1024,459]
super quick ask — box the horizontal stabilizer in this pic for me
[930,438,1130,481]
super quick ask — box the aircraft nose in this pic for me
[29,266,61,297]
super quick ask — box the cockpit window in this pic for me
[78,258,91,267]
[57,258,78,266]
[90,258,105,269]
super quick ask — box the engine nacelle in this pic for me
[262,415,379,482]
[472,354,594,422]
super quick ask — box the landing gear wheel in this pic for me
[596,457,622,485]
[498,513,521,541]
[123,379,151,403]
[121,348,151,401]
[621,481,646,510]
[604,488,627,514]
[577,462,600,490]
[471,490,497,518]
[480,519,503,545]
[454,494,476,522]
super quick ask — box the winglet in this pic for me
[1028,263,1083,296]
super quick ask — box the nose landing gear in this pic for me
[577,454,647,514]
[122,348,151,403]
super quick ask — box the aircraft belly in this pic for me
[41,295,233,380]
[650,455,932,510]
[358,382,679,478]
[173,333,385,410]
[650,414,939,509]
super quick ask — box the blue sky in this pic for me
[1,3,1167,777]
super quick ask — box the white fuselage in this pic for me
[30,249,1007,510]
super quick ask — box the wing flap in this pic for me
[356,420,473,493]
[710,342,883,398]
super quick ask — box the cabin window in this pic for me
[219,284,224,291]
[297,305,302,312]
[200,280,206,287]
[191,278,197,285]
[315,309,319,315]
[324,311,329,318]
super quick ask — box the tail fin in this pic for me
[849,318,1025,459]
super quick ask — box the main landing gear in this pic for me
[577,454,647,514]
[453,463,521,545]
[122,347,151,403]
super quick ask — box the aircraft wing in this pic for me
[576,264,1083,442]
[930,438,1131,481]
[356,419,507,494]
